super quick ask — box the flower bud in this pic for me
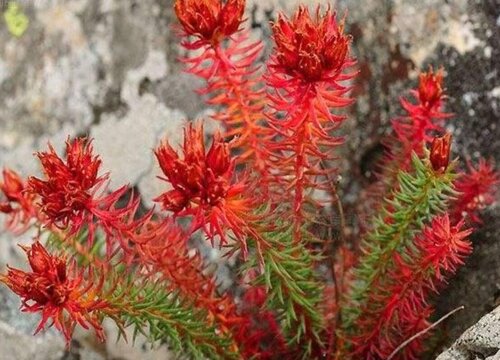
[206,134,231,176]
[55,258,67,283]
[1,168,24,202]
[219,0,245,37]
[430,133,451,172]
[27,242,52,274]
[0,203,13,214]
[160,189,190,212]
[155,142,180,180]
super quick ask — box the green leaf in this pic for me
[246,226,324,355]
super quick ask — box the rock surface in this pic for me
[0,286,65,360]
[0,0,498,359]
[437,306,500,360]
[0,321,65,360]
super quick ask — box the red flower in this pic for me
[174,0,245,44]
[452,158,499,223]
[0,168,35,232]
[430,133,452,173]
[26,138,142,258]
[0,242,109,343]
[28,138,105,228]
[155,123,265,259]
[271,6,350,82]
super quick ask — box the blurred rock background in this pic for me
[0,0,498,359]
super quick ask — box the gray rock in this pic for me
[0,285,65,360]
[0,227,38,271]
[0,321,65,360]
[102,319,174,360]
[0,1,101,147]
[437,306,500,360]
[90,50,186,199]
[91,54,186,189]
[0,0,498,359]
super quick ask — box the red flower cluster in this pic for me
[25,138,143,257]
[28,139,105,228]
[155,123,265,258]
[452,158,499,223]
[0,242,109,343]
[174,0,245,44]
[352,214,472,359]
[271,6,350,82]
[0,168,35,232]
[155,123,232,212]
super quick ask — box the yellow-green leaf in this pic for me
[4,2,29,38]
